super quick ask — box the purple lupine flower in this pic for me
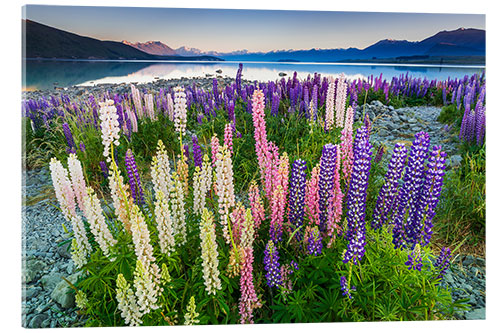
[318,144,337,231]
[407,146,447,247]
[307,226,323,256]
[343,126,373,265]
[373,145,385,164]
[475,101,485,146]
[236,63,243,96]
[125,149,144,205]
[311,85,318,122]
[288,159,307,239]
[183,144,190,164]
[271,93,280,117]
[434,247,452,280]
[99,161,109,179]
[371,143,408,230]
[392,132,430,249]
[290,260,299,272]
[62,122,76,152]
[192,134,203,168]
[340,276,356,299]
[405,244,423,271]
[227,100,235,123]
[79,141,86,153]
[263,240,282,288]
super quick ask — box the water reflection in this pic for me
[23,60,485,91]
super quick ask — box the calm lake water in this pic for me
[23,60,485,91]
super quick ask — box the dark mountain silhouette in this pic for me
[22,19,221,61]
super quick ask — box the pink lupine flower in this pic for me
[264,142,279,201]
[251,89,269,178]
[239,209,261,324]
[305,165,320,226]
[230,203,246,246]
[224,123,233,155]
[335,74,348,128]
[144,93,156,120]
[340,106,354,185]
[50,157,77,221]
[325,77,336,131]
[248,181,265,231]
[270,184,285,242]
[210,134,220,166]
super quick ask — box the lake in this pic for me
[23,60,485,91]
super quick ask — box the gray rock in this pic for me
[24,287,41,300]
[24,258,47,283]
[51,272,82,309]
[465,308,485,320]
[30,313,49,328]
[57,241,72,259]
[41,271,64,291]
[371,100,384,108]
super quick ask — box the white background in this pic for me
[2,0,497,332]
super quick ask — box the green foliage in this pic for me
[437,104,461,127]
[434,146,485,246]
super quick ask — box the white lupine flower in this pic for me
[116,273,143,326]
[109,169,133,233]
[170,172,187,246]
[154,190,175,255]
[173,86,187,136]
[166,93,174,121]
[193,157,212,215]
[49,157,76,221]
[131,84,144,118]
[184,296,200,325]
[199,208,222,295]
[325,77,336,131]
[201,154,213,197]
[70,214,92,268]
[98,100,120,163]
[83,187,117,258]
[151,140,172,198]
[144,93,156,120]
[215,145,235,244]
[129,205,161,284]
[335,74,348,128]
[67,153,87,212]
[240,208,255,249]
[133,259,159,314]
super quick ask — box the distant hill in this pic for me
[22,20,222,61]
[122,40,178,56]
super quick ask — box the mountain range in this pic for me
[23,19,221,61]
[124,27,485,64]
[23,18,485,64]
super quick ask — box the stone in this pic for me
[30,313,49,328]
[51,272,82,309]
[24,287,41,300]
[24,258,47,283]
[371,100,384,108]
[278,72,287,77]
[57,241,72,259]
[465,307,485,320]
[41,271,64,291]
[447,155,463,168]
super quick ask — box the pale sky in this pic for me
[24,5,485,53]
